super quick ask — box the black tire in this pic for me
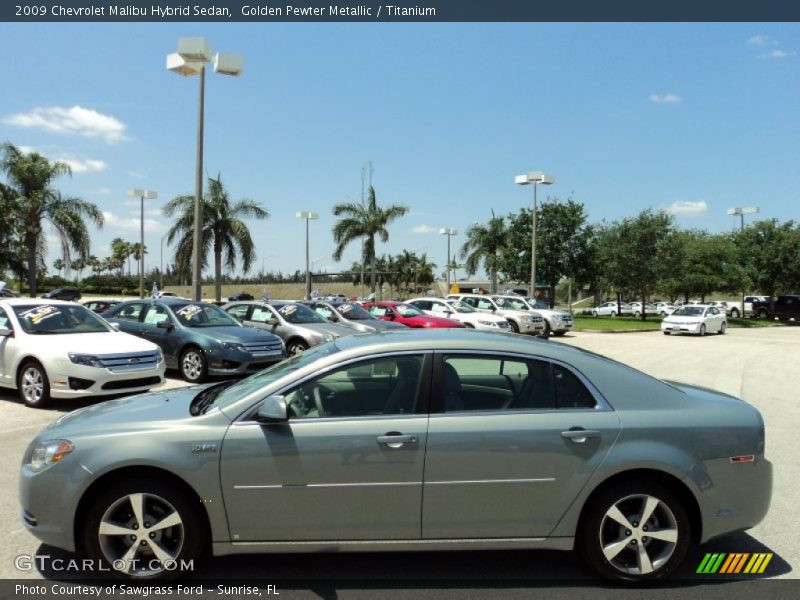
[592,310,598,318]
[82,477,206,580]
[538,321,551,338]
[180,347,207,383]
[286,339,309,356]
[663,331,671,335]
[610,311,617,318]
[17,360,51,408]
[463,322,475,329]
[699,324,706,337]
[730,308,740,318]
[578,480,690,584]
[719,322,727,335]
[634,311,641,318]
[553,331,567,337]
[758,308,769,319]
[508,320,520,333]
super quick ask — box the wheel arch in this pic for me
[575,468,702,545]
[73,465,212,554]
[15,355,49,386]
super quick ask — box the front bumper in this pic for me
[517,320,545,334]
[49,363,166,399]
[206,349,285,376]
[661,322,702,335]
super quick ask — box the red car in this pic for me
[363,301,466,329]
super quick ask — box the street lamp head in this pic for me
[742,207,760,215]
[166,53,203,77]
[296,212,319,220]
[177,38,212,62]
[439,228,458,236]
[516,171,556,186]
[214,52,244,76]
[128,189,158,200]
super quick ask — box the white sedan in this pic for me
[654,302,676,316]
[0,299,165,407]
[661,305,727,336]
[406,297,511,331]
[591,302,633,317]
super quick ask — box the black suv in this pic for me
[41,287,82,301]
[752,295,800,320]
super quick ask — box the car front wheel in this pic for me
[730,308,740,318]
[719,322,727,335]
[592,310,598,318]
[180,348,207,383]
[82,478,206,580]
[286,339,309,356]
[18,361,51,408]
[579,481,690,583]
[699,324,706,337]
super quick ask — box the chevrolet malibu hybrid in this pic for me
[107,299,284,382]
[20,330,771,583]
[0,299,165,407]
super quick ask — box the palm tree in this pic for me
[332,186,409,293]
[110,238,131,276]
[460,213,508,293]
[0,143,104,296]
[163,174,270,301]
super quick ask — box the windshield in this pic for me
[395,304,424,317]
[276,303,327,324]
[335,303,373,320]
[173,303,240,327]
[14,304,112,335]
[210,342,341,411]
[526,298,549,310]
[672,307,705,317]
[493,297,529,311]
[447,300,477,313]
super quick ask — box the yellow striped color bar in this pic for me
[758,553,773,574]
[744,553,774,574]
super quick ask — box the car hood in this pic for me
[663,315,703,324]
[533,309,570,319]
[25,331,158,354]
[368,319,407,330]
[190,325,280,343]
[41,385,217,438]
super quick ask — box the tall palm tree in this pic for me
[163,174,270,301]
[460,213,508,293]
[332,186,409,293]
[0,143,104,296]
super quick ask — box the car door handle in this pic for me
[561,429,600,443]
[377,434,417,447]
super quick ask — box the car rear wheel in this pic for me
[729,308,740,318]
[18,361,51,408]
[698,324,706,337]
[610,311,617,318]
[286,339,309,356]
[719,322,727,335]
[663,331,670,335]
[634,311,641,318]
[82,477,206,580]
[592,310,598,318]
[758,308,769,319]
[578,481,690,583]
[180,348,207,383]
[463,322,475,329]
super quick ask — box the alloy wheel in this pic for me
[21,367,44,404]
[598,493,679,576]
[97,492,184,577]
[181,350,204,381]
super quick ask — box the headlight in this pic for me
[155,348,164,363]
[323,334,336,342]
[222,342,246,352]
[68,353,103,367]
[29,440,73,472]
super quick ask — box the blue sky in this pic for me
[0,23,798,278]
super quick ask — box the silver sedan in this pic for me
[20,330,771,583]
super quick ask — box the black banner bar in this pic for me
[2,0,799,23]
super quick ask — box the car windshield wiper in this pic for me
[190,381,235,415]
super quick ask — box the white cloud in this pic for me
[760,50,796,59]
[650,94,682,105]
[747,35,772,45]
[666,201,708,215]
[57,157,107,173]
[103,211,164,232]
[412,225,439,234]
[3,105,128,143]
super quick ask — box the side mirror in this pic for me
[0,327,13,337]
[256,395,287,423]
[157,320,174,330]
[266,317,278,326]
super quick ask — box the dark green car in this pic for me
[107,299,285,382]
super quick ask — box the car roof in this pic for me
[0,298,77,306]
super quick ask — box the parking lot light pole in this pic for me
[727,207,760,316]
[167,38,244,301]
[128,189,158,299]
[296,212,319,299]
[515,171,555,297]
[439,228,458,293]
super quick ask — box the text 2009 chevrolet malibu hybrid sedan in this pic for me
[20,330,771,583]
